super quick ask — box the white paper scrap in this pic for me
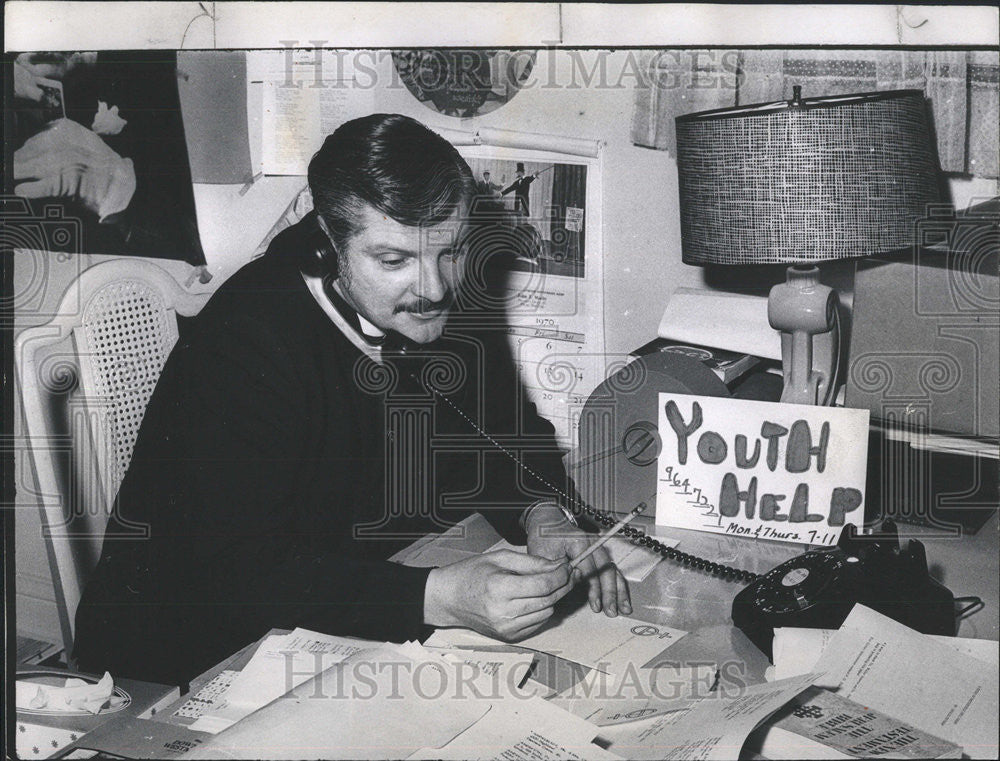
[190,629,375,733]
[772,626,1000,682]
[407,696,618,761]
[598,673,821,761]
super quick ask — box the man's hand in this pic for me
[15,119,136,221]
[424,550,572,641]
[525,503,631,617]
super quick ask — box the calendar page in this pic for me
[460,146,605,449]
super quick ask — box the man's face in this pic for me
[483,172,490,180]
[334,204,466,344]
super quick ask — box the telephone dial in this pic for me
[731,519,957,660]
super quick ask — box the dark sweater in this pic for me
[73,244,572,686]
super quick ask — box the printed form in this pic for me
[813,605,999,759]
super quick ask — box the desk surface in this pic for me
[69,514,996,759]
[625,510,999,682]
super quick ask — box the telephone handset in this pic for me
[731,519,957,660]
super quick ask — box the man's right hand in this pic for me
[424,550,572,641]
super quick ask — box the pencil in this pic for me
[568,502,647,570]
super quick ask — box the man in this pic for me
[501,162,537,216]
[478,170,501,197]
[73,114,627,686]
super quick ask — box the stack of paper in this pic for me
[596,673,821,761]
[770,625,999,681]
[189,629,376,734]
[749,686,964,759]
[768,605,999,759]
[186,640,613,760]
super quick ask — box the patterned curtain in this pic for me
[631,49,999,179]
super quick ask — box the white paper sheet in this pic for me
[406,696,617,761]
[772,626,1000,682]
[510,604,686,676]
[250,50,375,175]
[812,606,999,759]
[390,513,506,568]
[550,665,718,726]
[187,643,497,760]
[190,629,375,733]
[656,393,870,546]
[421,647,537,688]
[424,628,513,650]
[598,673,820,761]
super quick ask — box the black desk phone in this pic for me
[731,519,957,660]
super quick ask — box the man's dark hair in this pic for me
[308,114,475,265]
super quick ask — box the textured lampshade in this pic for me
[675,89,942,265]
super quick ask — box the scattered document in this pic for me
[407,696,617,761]
[812,605,999,759]
[513,603,686,677]
[750,686,964,759]
[428,601,686,680]
[421,646,537,689]
[187,643,494,760]
[772,625,1000,681]
[550,664,718,726]
[190,629,374,734]
[170,670,240,720]
[188,641,589,760]
[390,513,504,568]
[598,673,820,760]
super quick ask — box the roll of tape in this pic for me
[573,351,730,518]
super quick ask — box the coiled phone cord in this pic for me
[567,501,760,583]
[425,379,761,584]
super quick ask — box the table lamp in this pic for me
[674,87,941,405]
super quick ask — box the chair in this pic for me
[15,259,210,658]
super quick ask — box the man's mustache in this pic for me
[395,294,454,314]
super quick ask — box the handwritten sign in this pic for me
[655,393,870,546]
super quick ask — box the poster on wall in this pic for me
[459,145,605,449]
[9,51,205,264]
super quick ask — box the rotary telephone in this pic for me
[731,519,958,660]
